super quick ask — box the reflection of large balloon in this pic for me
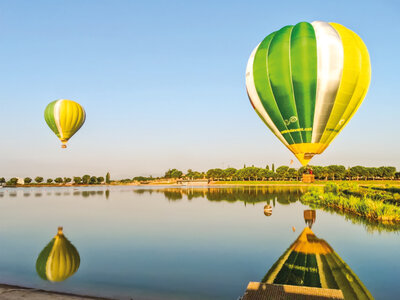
[262,227,373,299]
[44,99,86,148]
[36,227,80,282]
[246,21,371,165]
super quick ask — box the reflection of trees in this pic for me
[164,191,183,201]
[308,204,400,233]
[133,187,305,204]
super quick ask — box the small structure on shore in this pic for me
[176,179,209,186]
[302,167,315,183]
[302,174,315,183]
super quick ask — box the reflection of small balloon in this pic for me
[264,204,272,216]
[246,21,370,165]
[44,99,86,148]
[36,227,80,282]
[264,210,272,217]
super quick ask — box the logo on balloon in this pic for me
[284,116,298,126]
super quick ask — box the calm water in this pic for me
[0,186,399,299]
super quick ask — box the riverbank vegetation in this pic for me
[301,183,400,224]
[4,164,400,186]
[2,172,111,186]
[118,164,400,184]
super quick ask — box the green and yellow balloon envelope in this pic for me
[36,227,80,282]
[246,21,371,165]
[44,99,86,148]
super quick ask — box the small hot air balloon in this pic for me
[44,99,86,148]
[36,227,80,282]
[246,21,371,165]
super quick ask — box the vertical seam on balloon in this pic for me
[266,31,295,145]
[319,23,362,147]
[76,104,84,132]
[262,36,294,145]
[247,44,290,146]
[54,100,64,140]
[45,238,57,281]
[309,24,318,144]
[69,101,79,137]
[288,25,304,145]
[321,27,365,148]
[310,21,343,144]
[319,23,346,144]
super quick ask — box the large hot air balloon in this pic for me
[44,99,86,148]
[36,227,80,282]
[246,21,371,165]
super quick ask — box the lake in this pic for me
[0,186,399,299]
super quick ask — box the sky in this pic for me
[0,0,399,178]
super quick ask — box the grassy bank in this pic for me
[210,180,400,186]
[301,183,400,224]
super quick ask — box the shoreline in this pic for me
[0,283,111,300]
[3,180,400,188]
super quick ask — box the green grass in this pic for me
[301,183,400,224]
[210,180,400,186]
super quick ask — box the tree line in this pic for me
[132,165,399,182]
[2,172,111,186]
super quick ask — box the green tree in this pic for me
[82,175,91,184]
[73,177,82,184]
[276,166,289,180]
[35,176,44,183]
[97,176,104,183]
[382,166,396,179]
[287,168,298,180]
[0,178,5,184]
[7,178,18,185]
[106,172,111,184]
[24,177,32,184]
[54,177,63,184]
[47,178,53,184]
[349,166,365,180]
[90,176,97,184]
[272,163,275,172]
[223,168,237,181]
[165,169,183,179]
[258,168,270,181]
[64,177,72,184]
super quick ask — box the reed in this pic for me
[301,183,400,224]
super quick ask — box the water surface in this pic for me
[0,186,398,299]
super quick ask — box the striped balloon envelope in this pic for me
[44,99,86,148]
[246,21,371,165]
[36,227,80,282]
[262,226,373,299]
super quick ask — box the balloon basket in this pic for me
[302,174,315,183]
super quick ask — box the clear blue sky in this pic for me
[0,0,399,178]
